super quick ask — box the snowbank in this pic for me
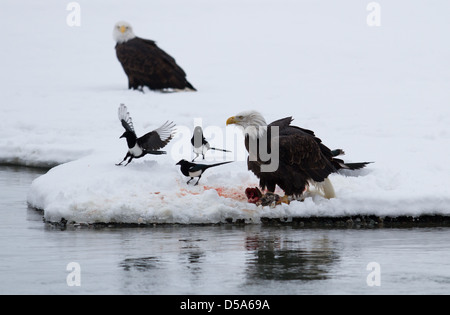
[28,154,260,224]
[27,151,450,224]
[0,1,449,223]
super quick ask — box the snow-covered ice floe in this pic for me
[27,154,256,224]
[26,151,450,225]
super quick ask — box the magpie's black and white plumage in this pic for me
[226,110,372,199]
[117,104,175,166]
[191,126,231,161]
[113,21,196,92]
[176,159,233,186]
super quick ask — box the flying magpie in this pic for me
[117,104,176,166]
[191,126,231,161]
[176,159,233,186]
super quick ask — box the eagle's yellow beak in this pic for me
[226,116,237,126]
[120,25,126,33]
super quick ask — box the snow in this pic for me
[1,0,449,224]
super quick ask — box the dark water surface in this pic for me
[1,165,450,294]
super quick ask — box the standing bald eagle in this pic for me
[226,111,371,199]
[113,21,196,92]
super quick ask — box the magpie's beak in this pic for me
[226,116,238,126]
[119,132,126,139]
[176,159,186,165]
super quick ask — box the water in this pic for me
[1,165,450,295]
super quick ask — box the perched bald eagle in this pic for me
[113,21,196,92]
[226,111,371,199]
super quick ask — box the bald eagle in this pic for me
[226,111,371,199]
[113,21,196,92]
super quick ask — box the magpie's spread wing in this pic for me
[137,121,176,151]
[118,104,136,135]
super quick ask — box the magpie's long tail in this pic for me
[203,161,233,170]
[147,150,167,155]
[210,147,231,153]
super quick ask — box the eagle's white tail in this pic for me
[312,178,336,199]
[322,178,336,199]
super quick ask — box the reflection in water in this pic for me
[117,227,342,293]
[120,256,161,272]
[4,166,450,294]
[118,236,208,292]
[179,238,206,276]
[245,231,340,281]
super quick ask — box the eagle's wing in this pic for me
[137,121,176,151]
[140,38,186,75]
[276,134,336,182]
[267,117,328,169]
[118,104,136,135]
[269,117,316,138]
[270,118,335,164]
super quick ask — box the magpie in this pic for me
[176,159,233,186]
[191,126,231,161]
[117,104,176,166]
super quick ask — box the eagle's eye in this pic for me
[238,115,244,119]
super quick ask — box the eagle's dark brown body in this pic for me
[115,37,196,91]
[246,117,370,196]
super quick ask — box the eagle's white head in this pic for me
[226,110,267,139]
[113,21,136,44]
